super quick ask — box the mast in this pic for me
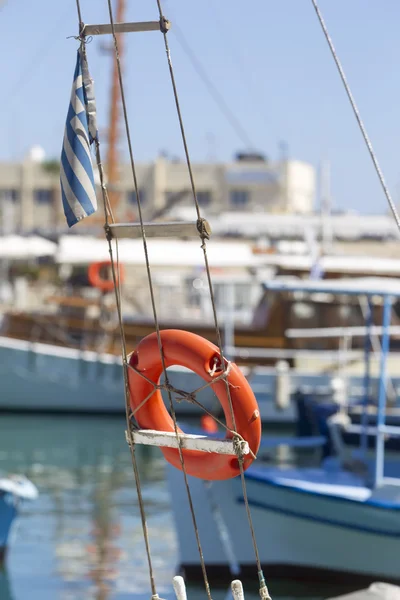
[106,0,125,218]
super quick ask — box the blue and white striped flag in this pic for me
[60,47,98,227]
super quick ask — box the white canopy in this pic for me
[262,277,400,297]
[55,235,260,268]
[0,235,57,259]
[55,235,400,276]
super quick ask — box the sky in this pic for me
[1,0,400,215]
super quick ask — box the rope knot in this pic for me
[208,358,232,380]
[159,16,171,34]
[196,218,211,241]
[125,430,134,447]
[67,30,93,45]
[233,434,248,460]
[104,223,113,242]
[173,388,196,404]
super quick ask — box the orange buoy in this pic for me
[127,330,261,481]
[201,415,219,434]
[87,261,125,293]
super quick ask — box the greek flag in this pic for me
[60,46,98,227]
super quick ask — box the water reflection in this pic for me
[0,414,359,600]
[0,568,14,600]
[0,414,176,599]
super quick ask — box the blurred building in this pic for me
[0,148,315,233]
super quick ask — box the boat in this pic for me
[167,278,400,585]
[0,335,219,415]
[0,475,38,565]
[4,274,400,417]
[4,259,400,369]
[326,582,400,600]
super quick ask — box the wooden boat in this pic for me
[3,272,400,368]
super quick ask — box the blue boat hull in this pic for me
[0,493,17,564]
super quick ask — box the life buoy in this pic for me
[87,261,125,293]
[127,330,261,480]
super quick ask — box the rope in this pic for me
[74,1,159,596]
[155,0,267,592]
[75,0,82,27]
[103,1,215,598]
[310,0,400,233]
[169,14,256,150]
[76,0,265,594]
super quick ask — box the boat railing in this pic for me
[260,279,400,488]
[285,325,399,406]
[285,320,400,487]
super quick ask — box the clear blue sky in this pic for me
[1,0,400,215]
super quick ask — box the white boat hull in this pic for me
[0,336,296,420]
[167,464,400,584]
[0,336,218,415]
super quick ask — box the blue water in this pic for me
[0,414,350,600]
[0,414,177,599]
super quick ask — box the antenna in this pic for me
[320,159,332,253]
[278,140,289,162]
[205,132,217,162]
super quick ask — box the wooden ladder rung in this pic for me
[83,19,170,37]
[107,219,211,240]
[128,429,249,455]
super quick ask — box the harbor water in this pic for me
[0,413,356,600]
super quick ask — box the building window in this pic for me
[1,189,19,203]
[230,189,249,207]
[127,188,146,204]
[196,191,212,206]
[34,189,53,204]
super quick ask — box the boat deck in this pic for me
[245,465,400,508]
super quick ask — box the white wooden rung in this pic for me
[173,576,187,600]
[108,219,211,240]
[83,20,170,36]
[130,429,249,455]
[231,580,245,600]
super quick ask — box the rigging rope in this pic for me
[168,13,256,150]
[310,0,400,233]
[155,1,268,594]
[8,4,72,101]
[74,1,159,596]
[74,0,268,596]
[205,0,268,127]
[75,0,82,26]
[104,0,214,597]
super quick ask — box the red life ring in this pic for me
[127,330,261,480]
[87,261,124,293]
